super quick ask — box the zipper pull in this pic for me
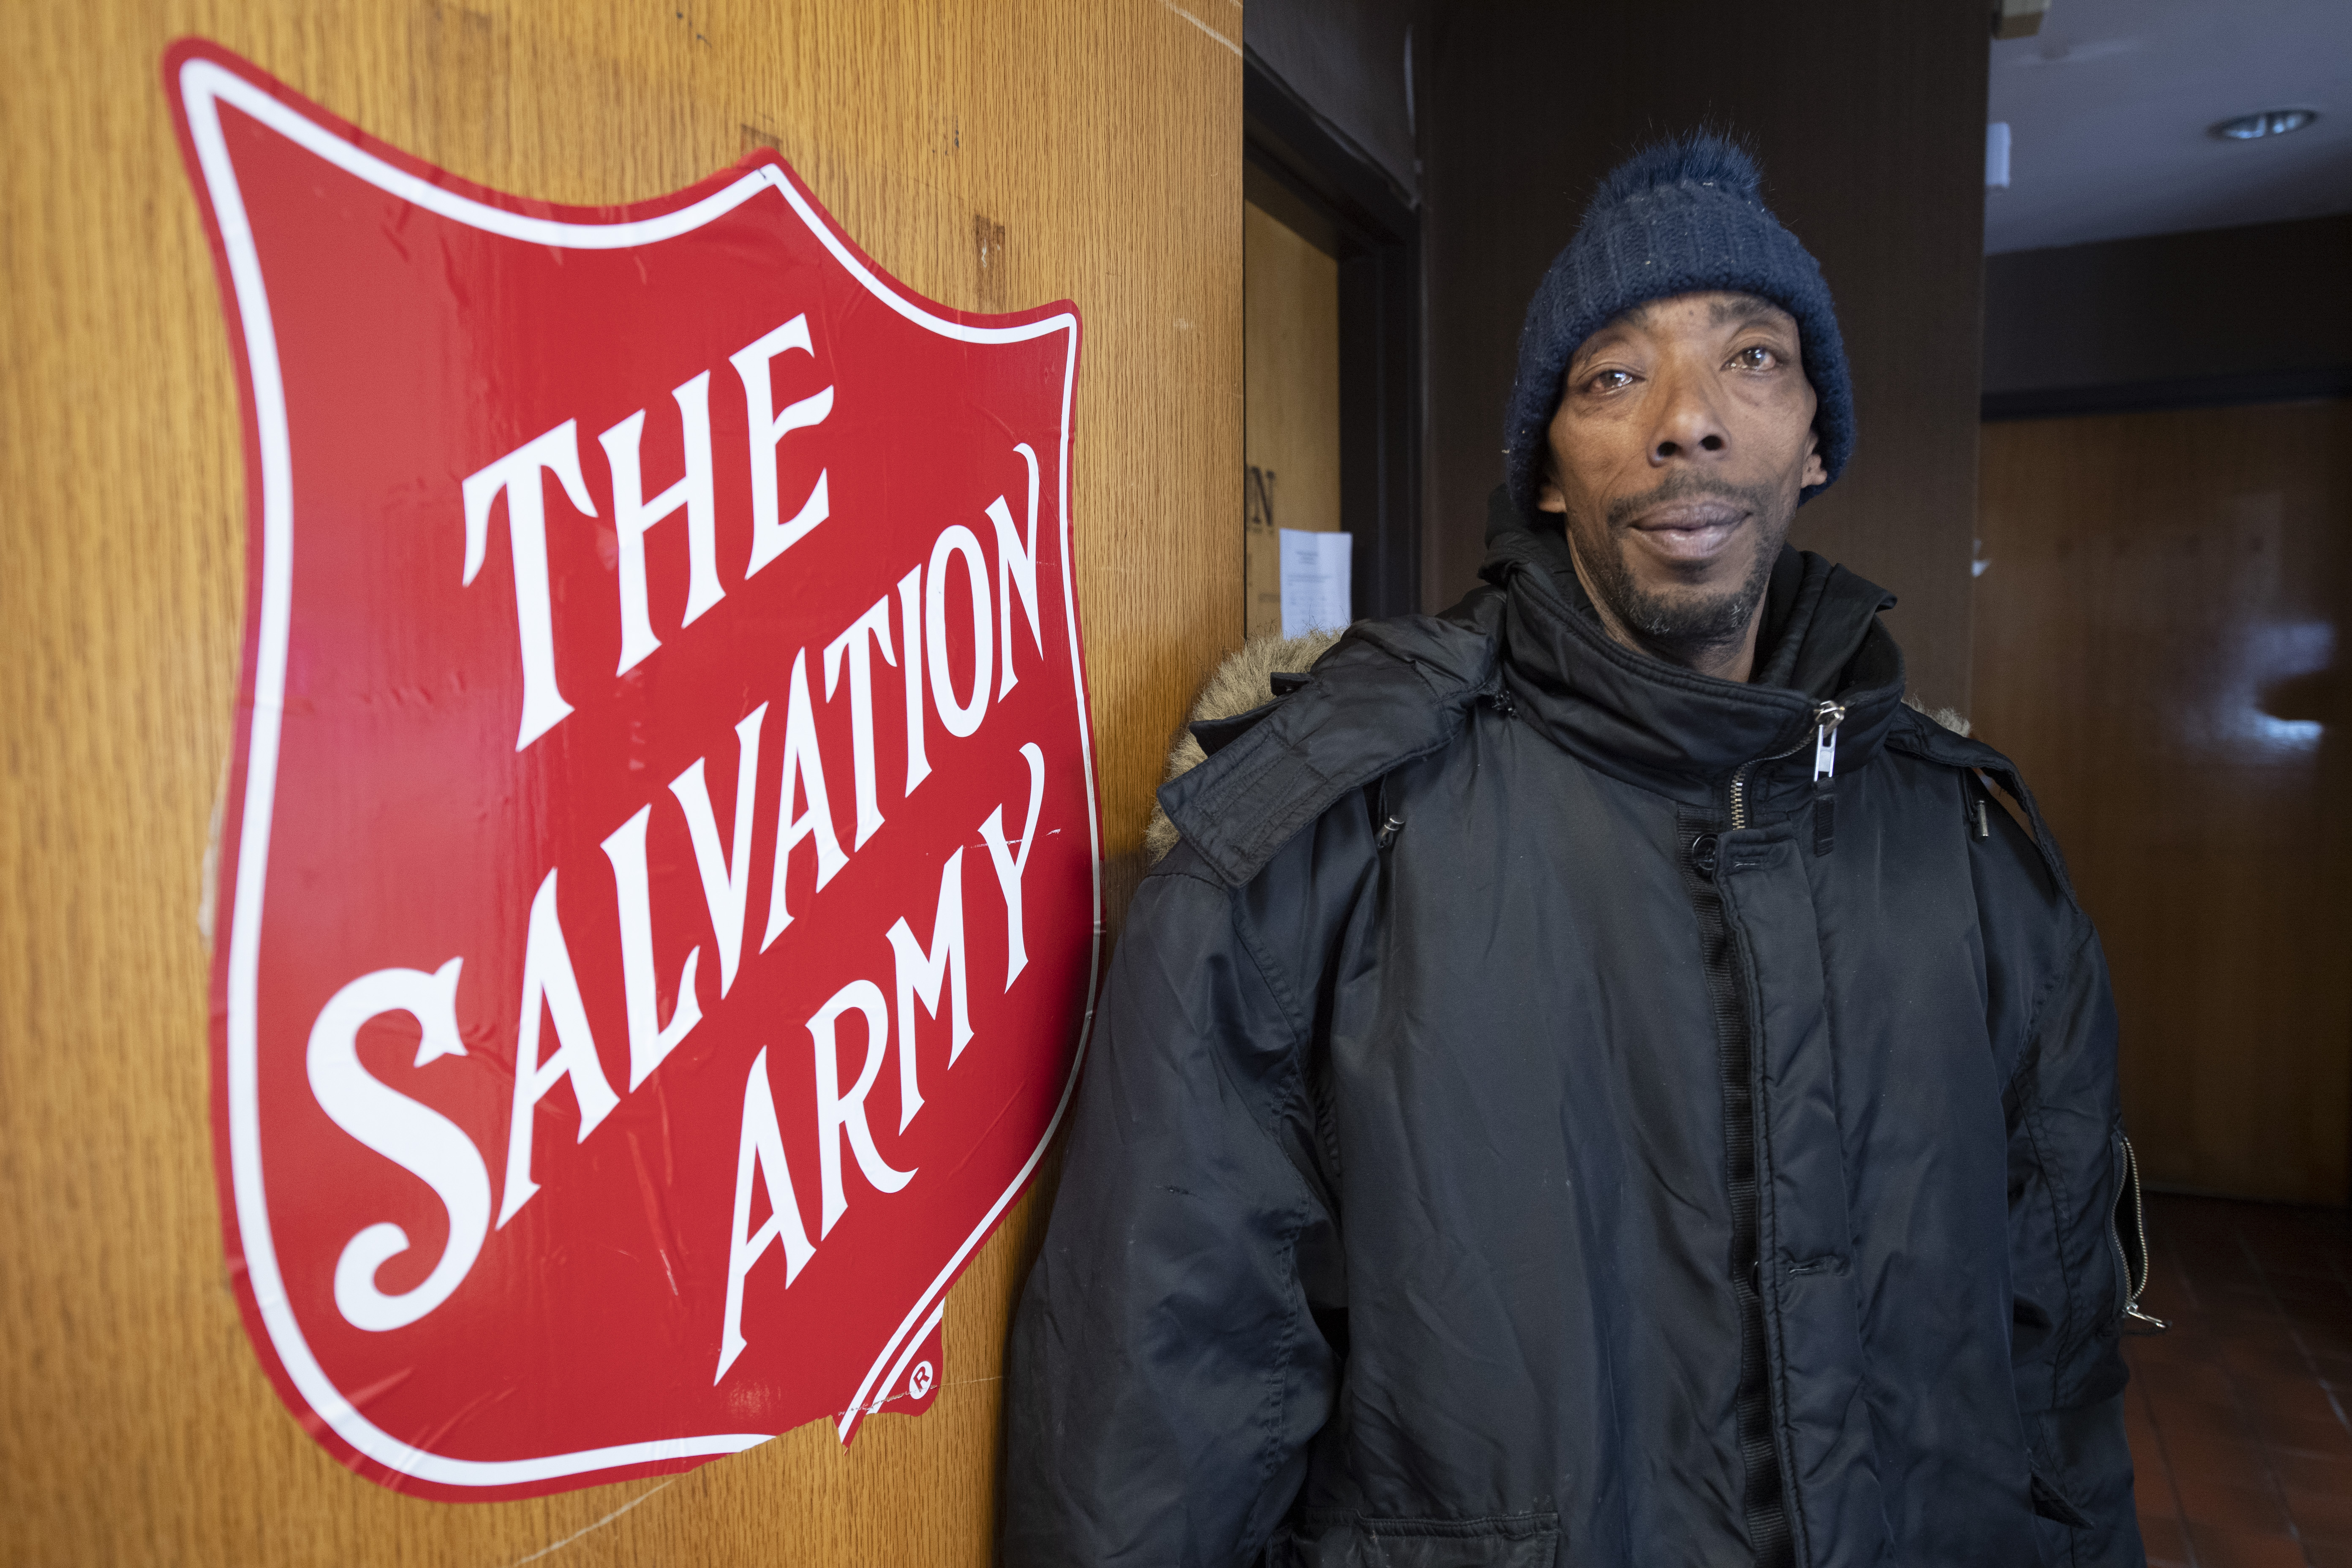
[1812,701,1846,784]
[1811,702,1846,856]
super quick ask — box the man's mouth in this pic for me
[1626,499,1748,564]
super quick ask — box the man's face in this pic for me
[1537,291,1827,668]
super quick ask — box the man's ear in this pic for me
[1800,430,1827,489]
[1537,454,1568,514]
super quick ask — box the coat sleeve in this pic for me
[1980,786,2142,1568]
[1001,858,1340,1568]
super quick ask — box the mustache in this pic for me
[1604,473,1780,530]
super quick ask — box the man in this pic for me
[1004,134,2149,1567]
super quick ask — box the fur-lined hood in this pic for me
[1143,629,1342,862]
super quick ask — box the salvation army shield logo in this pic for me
[167,42,1099,1500]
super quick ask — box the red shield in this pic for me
[167,42,1098,1500]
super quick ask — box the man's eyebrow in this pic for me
[1570,302,1654,366]
[1711,293,1791,328]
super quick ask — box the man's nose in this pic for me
[1648,362,1728,465]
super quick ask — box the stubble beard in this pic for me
[1566,472,1797,667]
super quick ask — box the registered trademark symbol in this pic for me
[909,1360,935,1399]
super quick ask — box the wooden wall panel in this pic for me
[0,3,1241,1562]
[1973,403,2352,1205]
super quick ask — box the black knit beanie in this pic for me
[1502,132,1855,522]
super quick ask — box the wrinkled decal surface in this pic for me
[168,41,1097,1500]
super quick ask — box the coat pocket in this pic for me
[1277,1511,1563,1568]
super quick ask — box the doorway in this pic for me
[1244,195,1342,637]
[1241,54,1421,636]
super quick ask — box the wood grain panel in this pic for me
[1973,403,2352,1205]
[0,2,1241,1561]
[1242,199,1340,638]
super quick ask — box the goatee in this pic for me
[1570,473,1793,664]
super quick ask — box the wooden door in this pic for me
[1973,402,2352,1205]
[0,3,1240,1561]
[1242,199,1342,638]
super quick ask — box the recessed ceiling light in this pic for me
[2212,109,2319,141]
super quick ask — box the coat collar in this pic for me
[1157,504,1916,884]
[1480,500,1908,811]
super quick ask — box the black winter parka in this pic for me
[1004,508,2145,1568]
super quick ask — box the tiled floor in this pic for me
[2124,1193,2352,1568]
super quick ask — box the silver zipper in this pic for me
[2121,1134,2169,1333]
[1729,702,1846,831]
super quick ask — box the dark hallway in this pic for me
[2126,1195,2352,1566]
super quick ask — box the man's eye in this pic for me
[1732,345,1779,370]
[1587,369,1633,392]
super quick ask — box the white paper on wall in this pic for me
[1279,528,1352,639]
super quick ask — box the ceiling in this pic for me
[1984,0,2352,254]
